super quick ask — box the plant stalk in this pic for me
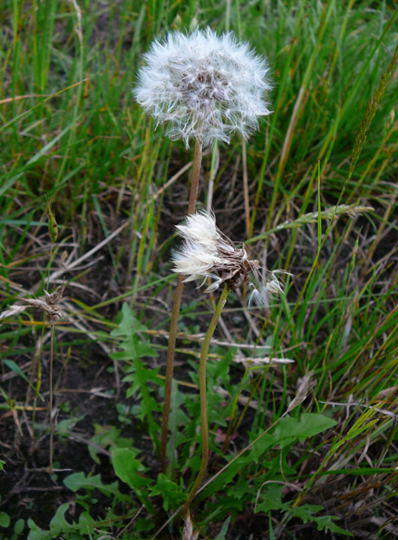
[49,323,55,473]
[242,139,251,237]
[187,138,203,214]
[160,138,203,472]
[185,286,229,509]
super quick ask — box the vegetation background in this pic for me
[0,0,397,538]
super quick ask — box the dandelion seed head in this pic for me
[172,212,287,304]
[134,28,271,146]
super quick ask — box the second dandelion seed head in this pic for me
[134,28,271,147]
[172,212,286,306]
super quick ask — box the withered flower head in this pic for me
[0,289,64,323]
[172,212,286,306]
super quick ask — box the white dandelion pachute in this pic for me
[134,28,271,147]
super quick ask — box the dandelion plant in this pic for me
[135,28,272,471]
[172,211,284,505]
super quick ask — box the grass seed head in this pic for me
[134,28,271,147]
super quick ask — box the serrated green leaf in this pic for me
[88,425,135,464]
[288,505,352,536]
[151,474,185,511]
[110,304,159,444]
[77,512,96,534]
[254,485,286,513]
[111,303,147,338]
[314,515,352,536]
[64,472,126,500]
[56,416,84,436]
[201,456,247,497]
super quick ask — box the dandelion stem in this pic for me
[160,276,183,471]
[188,138,203,214]
[49,323,55,473]
[242,139,251,237]
[160,138,203,472]
[185,285,229,509]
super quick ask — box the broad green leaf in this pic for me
[249,433,275,462]
[273,414,336,442]
[0,512,10,528]
[111,448,153,510]
[49,503,70,532]
[296,413,337,440]
[14,519,25,535]
[111,448,147,490]
[27,519,51,540]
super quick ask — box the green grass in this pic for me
[0,0,397,538]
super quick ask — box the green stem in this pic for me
[187,138,203,214]
[49,323,55,473]
[160,138,203,472]
[185,286,229,509]
[242,139,251,238]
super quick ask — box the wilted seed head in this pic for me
[134,28,271,147]
[248,269,292,308]
[0,289,64,323]
[172,212,285,305]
